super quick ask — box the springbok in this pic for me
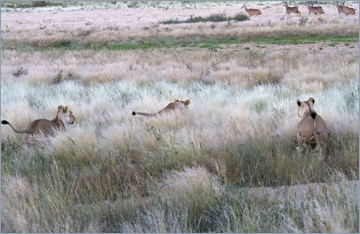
[283,2,300,14]
[341,2,356,15]
[306,1,324,15]
[241,4,262,16]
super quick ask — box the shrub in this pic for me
[12,67,28,77]
[32,1,47,7]
[52,70,79,84]
[205,13,228,22]
[50,40,72,48]
[232,13,249,22]
[185,15,206,23]
[162,19,182,24]
[161,13,249,25]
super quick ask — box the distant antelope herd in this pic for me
[242,1,356,16]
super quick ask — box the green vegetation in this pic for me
[1,1,65,8]
[253,35,358,45]
[3,35,358,51]
[162,13,249,24]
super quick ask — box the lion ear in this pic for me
[64,106,68,112]
[296,99,301,107]
[174,99,179,102]
[308,97,315,104]
[58,105,64,110]
[185,99,190,105]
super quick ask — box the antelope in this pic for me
[335,1,344,14]
[283,2,301,14]
[241,4,262,16]
[306,1,324,15]
[341,2,356,15]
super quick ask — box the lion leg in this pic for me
[313,136,326,159]
[25,134,31,146]
[296,133,305,152]
[25,133,37,147]
[303,142,312,152]
[314,141,321,153]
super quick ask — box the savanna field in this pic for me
[1,1,359,232]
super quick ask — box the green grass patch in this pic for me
[3,35,358,52]
[252,35,358,45]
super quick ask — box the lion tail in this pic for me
[132,112,156,117]
[1,120,34,134]
[310,112,318,136]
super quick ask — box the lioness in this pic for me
[2,105,75,144]
[296,97,328,158]
[132,99,190,117]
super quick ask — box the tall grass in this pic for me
[1,1,359,232]
[2,165,358,232]
[1,79,358,232]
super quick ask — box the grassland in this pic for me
[1,1,359,233]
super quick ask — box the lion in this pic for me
[1,105,75,144]
[132,99,190,117]
[296,97,329,158]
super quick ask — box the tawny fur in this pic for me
[341,2,356,15]
[1,105,75,144]
[132,99,190,117]
[241,4,262,16]
[335,1,344,15]
[306,2,325,15]
[296,97,329,158]
[283,2,300,14]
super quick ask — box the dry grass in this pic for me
[1,1,358,48]
[2,45,358,86]
[1,1,359,233]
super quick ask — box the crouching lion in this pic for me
[296,97,329,158]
